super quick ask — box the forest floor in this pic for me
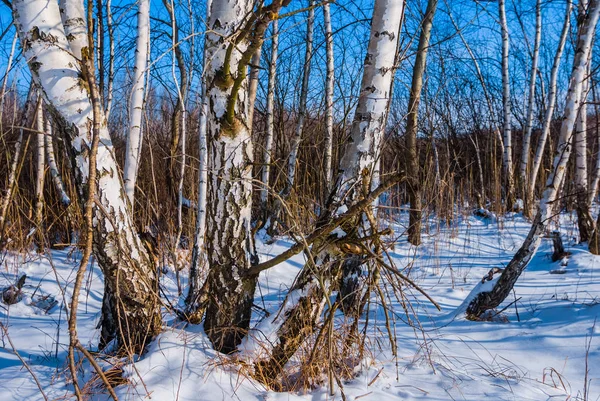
[0,209,599,400]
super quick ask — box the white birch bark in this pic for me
[105,0,115,120]
[527,0,572,217]
[467,0,600,317]
[0,32,18,127]
[44,117,71,205]
[247,0,405,375]
[34,96,46,228]
[12,0,161,351]
[123,0,150,208]
[58,0,87,59]
[202,0,255,352]
[588,84,600,205]
[519,0,542,190]
[247,47,263,130]
[283,0,314,198]
[323,2,334,189]
[260,19,278,211]
[499,0,515,209]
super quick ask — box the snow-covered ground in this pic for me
[0,210,598,400]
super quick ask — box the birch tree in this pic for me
[467,0,600,318]
[269,1,314,233]
[12,0,161,352]
[406,0,438,246]
[45,117,71,206]
[123,0,150,208]
[260,20,279,214]
[499,0,515,210]
[323,2,334,189]
[197,0,288,352]
[244,0,405,378]
[34,97,46,233]
[519,0,542,196]
[526,0,572,218]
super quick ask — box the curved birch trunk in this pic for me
[406,0,438,246]
[519,0,542,196]
[245,0,404,379]
[499,0,515,211]
[467,0,600,318]
[526,0,572,218]
[13,0,161,353]
[123,0,150,208]
[260,20,279,213]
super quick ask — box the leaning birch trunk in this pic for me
[323,2,334,190]
[200,0,287,353]
[519,0,542,197]
[406,0,437,246]
[467,0,600,318]
[12,0,161,353]
[34,97,46,233]
[269,1,314,234]
[123,0,150,208]
[499,0,515,211]
[245,0,404,380]
[527,0,572,218]
[260,19,279,214]
[45,118,71,206]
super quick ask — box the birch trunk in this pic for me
[519,0,542,195]
[105,0,115,119]
[247,48,263,130]
[123,0,150,208]
[0,84,35,244]
[34,97,46,231]
[323,2,334,190]
[406,0,438,246]
[526,0,572,218]
[247,0,404,379]
[269,1,314,234]
[588,82,600,205]
[0,32,18,127]
[499,0,515,211]
[467,0,600,317]
[200,0,287,353]
[185,79,208,320]
[260,19,278,213]
[13,0,161,353]
[45,117,71,206]
[575,61,593,242]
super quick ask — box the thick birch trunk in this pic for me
[260,20,279,213]
[526,0,572,218]
[467,0,600,317]
[248,0,404,379]
[323,2,334,190]
[519,0,542,195]
[13,0,161,352]
[123,0,150,208]
[499,0,515,210]
[45,117,71,206]
[406,0,437,245]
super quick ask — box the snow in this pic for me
[0,211,599,400]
